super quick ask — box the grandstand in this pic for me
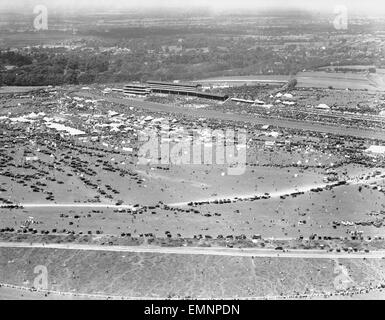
[121,81,229,101]
[123,84,151,96]
[147,81,228,101]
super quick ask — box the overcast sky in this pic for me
[1,0,385,15]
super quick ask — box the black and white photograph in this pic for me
[1,0,385,305]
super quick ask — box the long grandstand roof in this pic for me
[124,84,148,89]
[146,81,201,88]
[150,88,228,100]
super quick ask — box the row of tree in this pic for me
[0,50,111,86]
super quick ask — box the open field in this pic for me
[0,286,100,300]
[296,72,385,92]
[1,171,384,240]
[3,283,385,300]
[195,75,290,86]
[1,246,385,299]
[197,71,385,92]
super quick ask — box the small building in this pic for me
[315,103,330,110]
[26,156,39,161]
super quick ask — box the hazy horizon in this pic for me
[0,0,385,16]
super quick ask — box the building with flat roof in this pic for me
[121,81,228,101]
[123,84,151,96]
[147,81,201,90]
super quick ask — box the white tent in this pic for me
[315,104,330,110]
[365,145,385,154]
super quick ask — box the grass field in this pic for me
[197,71,385,92]
[1,247,385,299]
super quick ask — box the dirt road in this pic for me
[2,173,382,209]
[0,241,384,259]
[2,203,134,209]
